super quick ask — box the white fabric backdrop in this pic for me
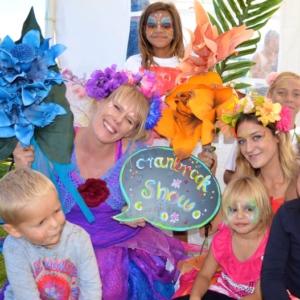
[53,0,131,77]
[279,0,300,127]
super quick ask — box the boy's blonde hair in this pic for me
[0,168,57,225]
[222,176,273,234]
[98,83,151,142]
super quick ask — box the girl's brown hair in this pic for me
[235,113,298,182]
[138,2,184,69]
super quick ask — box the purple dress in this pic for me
[57,139,186,299]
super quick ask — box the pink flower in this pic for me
[266,72,279,86]
[138,75,157,98]
[276,106,292,132]
[242,96,255,114]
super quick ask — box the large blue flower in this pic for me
[0,30,67,146]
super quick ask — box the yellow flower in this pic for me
[256,102,281,126]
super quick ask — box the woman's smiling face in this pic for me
[237,121,279,170]
[92,97,139,144]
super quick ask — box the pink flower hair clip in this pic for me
[266,72,279,86]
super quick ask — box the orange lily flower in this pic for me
[180,0,254,73]
[155,72,238,160]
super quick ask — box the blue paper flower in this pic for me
[0,30,67,147]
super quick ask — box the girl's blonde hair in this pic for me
[138,2,184,70]
[267,72,300,98]
[97,83,151,142]
[222,176,273,233]
[235,113,298,183]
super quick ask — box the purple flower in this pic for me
[85,64,128,100]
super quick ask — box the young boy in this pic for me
[0,168,102,300]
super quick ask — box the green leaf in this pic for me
[222,68,251,83]
[227,0,242,21]
[216,0,237,27]
[247,1,282,18]
[235,83,252,89]
[246,7,280,27]
[236,0,246,13]
[216,63,222,75]
[213,0,230,32]
[237,32,261,48]
[228,46,257,59]
[208,13,223,35]
[248,18,271,31]
[225,61,256,71]
[248,0,283,11]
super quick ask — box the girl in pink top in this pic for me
[175,176,273,300]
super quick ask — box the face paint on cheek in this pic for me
[227,198,237,223]
[244,197,260,223]
[262,132,270,142]
[146,16,156,37]
[275,93,281,101]
[161,17,173,38]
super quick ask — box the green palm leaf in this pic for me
[210,0,283,84]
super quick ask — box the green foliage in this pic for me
[211,0,283,85]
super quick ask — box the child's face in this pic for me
[14,189,66,248]
[146,10,173,51]
[272,78,300,121]
[227,196,261,235]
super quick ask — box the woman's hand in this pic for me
[198,148,218,176]
[119,206,146,228]
[13,142,35,169]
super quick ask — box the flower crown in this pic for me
[220,96,292,134]
[85,65,162,130]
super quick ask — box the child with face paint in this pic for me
[174,176,273,300]
[223,71,300,185]
[125,2,184,97]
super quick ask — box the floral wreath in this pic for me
[218,95,292,135]
[85,64,162,130]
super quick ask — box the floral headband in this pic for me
[85,65,162,130]
[219,95,292,134]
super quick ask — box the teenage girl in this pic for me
[174,175,273,300]
[125,2,184,97]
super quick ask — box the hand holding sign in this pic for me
[113,147,221,231]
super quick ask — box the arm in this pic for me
[261,208,290,300]
[223,169,237,185]
[12,142,35,169]
[189,247,219,300]
[241,280,263,300]
[77,230,102,299]
[3,239,42,299]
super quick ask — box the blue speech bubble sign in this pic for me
[113,147,221,231]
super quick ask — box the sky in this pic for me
[0,0,45,41]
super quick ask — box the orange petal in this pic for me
[173,122,202,160]
[188,72,222,85]
[216,32,231,62]
[194,0,210,29]
[155,107,176,139]
[189,88,214,120]
[184,28,195,57]
[201,118,216,145]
